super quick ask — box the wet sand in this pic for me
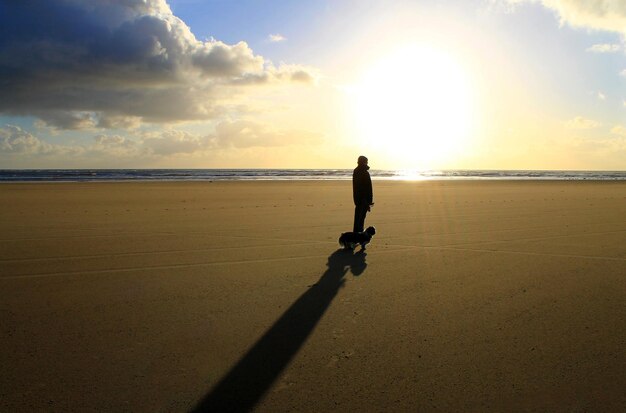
[1,180,625,412]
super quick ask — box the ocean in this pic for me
[1,169,625,182]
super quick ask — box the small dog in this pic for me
[338,226,376,250]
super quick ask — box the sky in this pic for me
[0,0,625,170]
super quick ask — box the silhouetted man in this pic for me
[353,155,373,232]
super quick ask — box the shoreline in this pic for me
[1,169,625,183]
[2,177,626,185]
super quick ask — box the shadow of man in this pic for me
[192,248,367,413]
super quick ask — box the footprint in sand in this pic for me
[326,350,355,368]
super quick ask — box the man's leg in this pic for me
[353,206,360,232]
[353,204,368,232]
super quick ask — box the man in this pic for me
[352,155,373,232]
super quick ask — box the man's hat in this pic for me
[357,155,368,164]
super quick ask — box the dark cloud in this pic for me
[0,0,315,129]
[35,111,98,130]
[96,115,142,129]
[290,70,315,83]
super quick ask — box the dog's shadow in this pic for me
[333,248,367,276]
[350,249,367,275]
[192,248,367,412]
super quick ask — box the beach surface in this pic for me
[1,180,625,412]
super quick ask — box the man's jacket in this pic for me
[352,165,373,206]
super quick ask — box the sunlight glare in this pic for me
[351,45,476,169]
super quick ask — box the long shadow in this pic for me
[192,248,368,413]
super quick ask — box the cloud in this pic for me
[506,0,626,34]
[586,43,621,52]
[142,129,209,155]
[611,125,626,137]
[92,134,140,157]
[570,135,626,158]
[597,91,606,100]
[212,120,322,148]
[0,122,323,167]
[137,120,322,155]
[0,125,53,154]
[0,125,82,155]
[268,34,287,42]
[289,68,316,83]
[96,115,143,129]
[0,1,316,129]
[564,116,601,129]
[34,111,98,130]
[621,69,626,77]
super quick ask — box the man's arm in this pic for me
[366,173,373,205]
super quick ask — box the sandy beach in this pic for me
[1,180,625,412]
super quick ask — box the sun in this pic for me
[350,44,476,169]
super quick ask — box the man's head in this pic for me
[357,155,368,166]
